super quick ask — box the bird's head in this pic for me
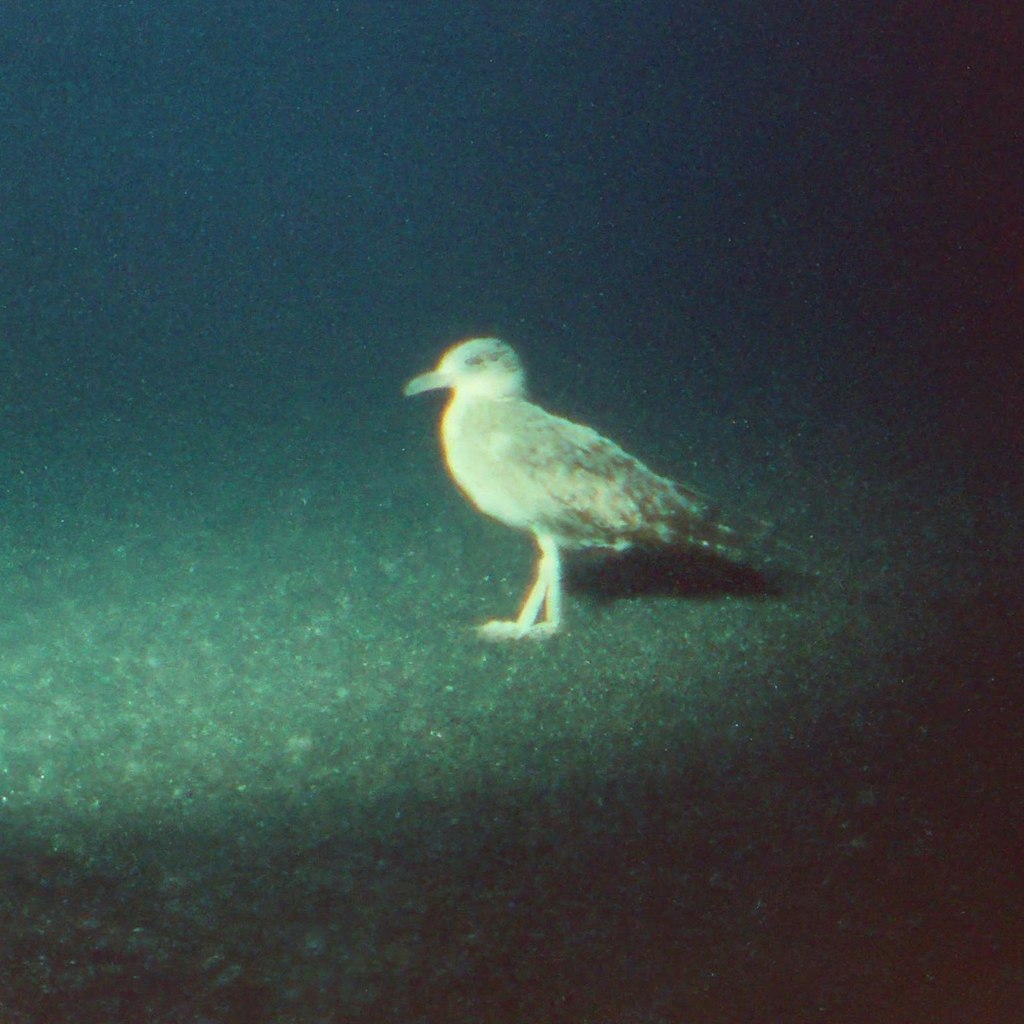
[403,337,527,401]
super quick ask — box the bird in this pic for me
[403,337,762,640]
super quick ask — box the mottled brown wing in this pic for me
[479,400,720,549]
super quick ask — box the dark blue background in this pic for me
[0,3,1020,1021]
[2,2,1018,477]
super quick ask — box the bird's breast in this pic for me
[440,395,536,530]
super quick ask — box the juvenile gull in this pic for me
[404,337,756,640]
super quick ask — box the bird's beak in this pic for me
[403,369,452,397]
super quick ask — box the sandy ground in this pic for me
[0,373,1020,1023]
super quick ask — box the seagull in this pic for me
[404,337,760,640]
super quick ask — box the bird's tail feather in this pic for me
[671,483,771,557]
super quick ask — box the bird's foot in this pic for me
[476,619,559,641]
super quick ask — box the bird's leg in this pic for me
[538,535,562,631]
[477,535,562,640]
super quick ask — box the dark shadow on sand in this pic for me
[566,545,794,604]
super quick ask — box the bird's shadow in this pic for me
[566,546,795,605]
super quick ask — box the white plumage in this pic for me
[404,337,754,639]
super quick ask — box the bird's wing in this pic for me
[454,398,713,548]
